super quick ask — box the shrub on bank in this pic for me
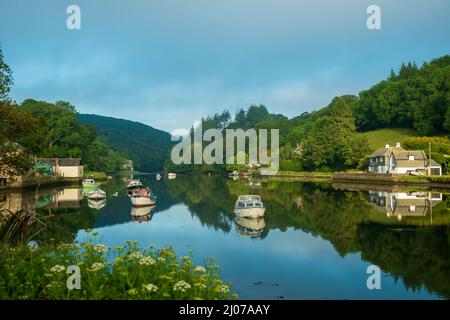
[0,233,236,300]
[83,171,108,180]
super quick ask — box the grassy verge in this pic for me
[0,232,236,300]
[257,171,331,181]
[359,128,416,151]
[399,175,450,184]
[83,171,109,180]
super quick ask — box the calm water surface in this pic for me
[2,174,449,299]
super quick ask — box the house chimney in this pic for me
[396,142,401,148]
[385,144,390,149]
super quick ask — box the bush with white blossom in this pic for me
[0,231,236,300]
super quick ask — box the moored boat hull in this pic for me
[234,207,265,218]
[168,173,176,179]
[87,189,107,200]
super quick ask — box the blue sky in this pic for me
[0,0,449,133]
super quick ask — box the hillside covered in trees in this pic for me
[1,39,449,176]
[9,99,125,173]
[166,55,450,173]
[77,114,173,172]
[0,43,173,175]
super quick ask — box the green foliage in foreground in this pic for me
[0,234,236,300]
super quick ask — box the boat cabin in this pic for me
[235,195,264,208]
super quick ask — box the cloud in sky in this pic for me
[0,0,449,132]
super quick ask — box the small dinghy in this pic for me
[168,173,177,179]
[156,174,161,180]
[83,178,98,188]
[87,189,106,200]
[234,195,265,219]
[130,188,156,207]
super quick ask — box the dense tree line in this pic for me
[167,55,449,172]
[354,56,450,135]
[0,47,37,176]
[18,99,125,172]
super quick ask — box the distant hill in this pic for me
[77,114,173,172]
[359,128,417,152]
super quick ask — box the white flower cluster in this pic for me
[219,284,230,294]
[93,244,108,254]
[128,252,144,260]
[50,265,66,273]
[193,266,206,273]
[142,283,158,292]
[194,282,207,290]
[173,280,191,292]
[88,262,104,272]
[139,256,155,266]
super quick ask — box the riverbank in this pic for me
[0,175,81,192]
[256,171,331,182]
[83,171,110,181]
[0,171,109,192]
[332,172,450,189]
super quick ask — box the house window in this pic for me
[409,155,415,161]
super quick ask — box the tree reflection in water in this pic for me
[1,175,449,298]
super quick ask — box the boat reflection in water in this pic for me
[130,205,155,223]
[88,198,106,210]
[368,190,443,221]
[234,216,266,238]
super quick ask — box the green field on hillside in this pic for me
[359,128,417,151]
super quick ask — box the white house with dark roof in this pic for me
[368,143,442,175]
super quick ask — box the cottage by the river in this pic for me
[368,143,442,175]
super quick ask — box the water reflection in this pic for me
[1,175,449,299]
[52,187,83,209]
[234,216,266,238]
[130,205,155,223]
[88,198,106,210]
[368,191,443,221]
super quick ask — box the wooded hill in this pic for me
[78,114,173,172]
[166,55,450,173]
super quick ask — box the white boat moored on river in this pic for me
[87,189,106,200]
[234,195,265,219]
[130,188,156,207]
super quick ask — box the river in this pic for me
[1,173,449,299]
